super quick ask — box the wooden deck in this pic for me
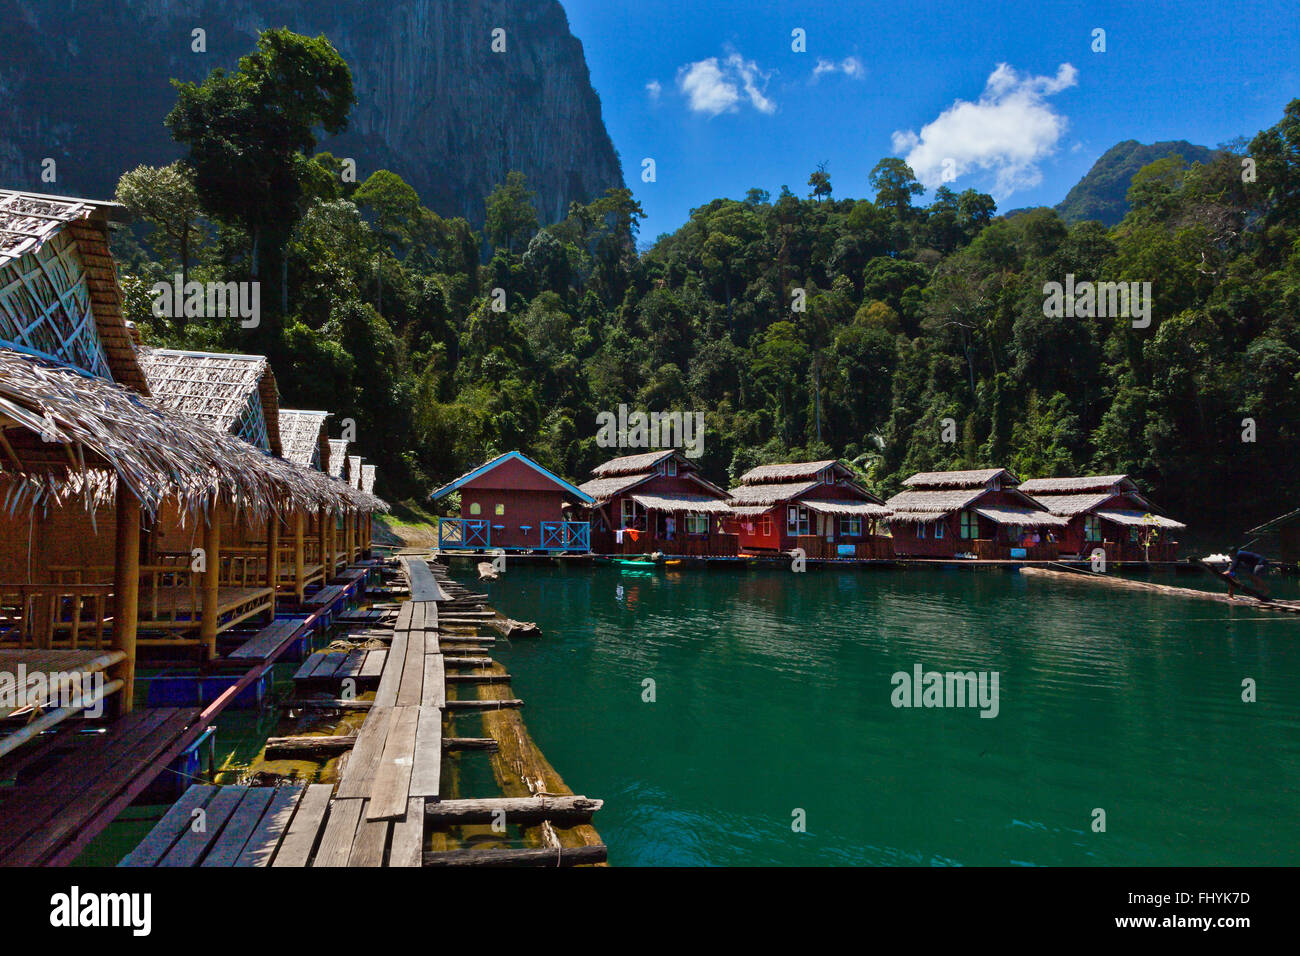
[124,554,604,867]
[0,706,203,866]
[136,585,274,640]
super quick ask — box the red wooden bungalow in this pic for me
[886,469,1066,559]
[577,450,736,556]
[726,460,891,559]
[430,451,593,552]
[1018,475,1185,562]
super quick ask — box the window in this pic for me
[495,503,505,516]
[960,510,978,539]
[666,457,677,476]
[621,498,645,529]
[469,502,481,515]
[1129,527,1140,542]
[1084,515,1101,541]
[934,521,945,539]
[685,514,708,534]
[787,505,809,536]
[759,515,772,537]
[839,516,862,536]
[917,521,927,539]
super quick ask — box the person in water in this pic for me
[1226,549,1270,599]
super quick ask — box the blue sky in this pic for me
[560,0,1300,243]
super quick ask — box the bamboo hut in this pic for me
[1019,475,1185,561]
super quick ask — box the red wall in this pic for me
[889,489,1031,557]
[733,484,881,552]
[459,489,570,550]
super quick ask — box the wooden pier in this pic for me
[122,553,606,867]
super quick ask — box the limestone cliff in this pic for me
[0,0,623,226]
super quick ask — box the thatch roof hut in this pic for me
[136,348,281,455]
[328,439,349,479]
[0,189,147,392]
[278,409,331,471]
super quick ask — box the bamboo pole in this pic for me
[111,489,141,712]
[265,508,279,619]
[201,510,221,659]
[344,507,354,567]
[327,508,338,577]
[317,507,328,584]
[294,511,306,602]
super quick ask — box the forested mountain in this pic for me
[113,30,1300,538]
[1056,139,1217,225]
[0,0,621,228]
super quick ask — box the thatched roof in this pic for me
[630,492,732,514]
[1094,508,1185,530]
[361,464,376,495]
[577,472,653,504]
[590,450,675,477]
[886,488,985,515]
[0,347,381,518]
[737,460,841,485]
[1027,493,1113,516]
[136,348,281,455]
[903,468,1016,489]
[727,481,820,507]
[278,409,330,470]
[0,189,147,393]
[800,498,892,517]
[1018,475,1131,494]
[973,505,1067,528]
[328,439,349,478]
[348,455,363,488]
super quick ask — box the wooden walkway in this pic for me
[1021,565,1300,614]
[0,706,203,866]
[125,553,605,867]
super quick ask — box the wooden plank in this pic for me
[308,650,348,678]
[423,844,607,867]
[336,649,367,680]
[409,706,442,798]
[337,706,394,798]
[372,634,407,707]
[270,784,333,867]
[228,619,302,661]
[422,654,446,709]
[201,786,276,867]
[395,631,425,706]
[118,785,217,867]
[394,601,414,632]
[233,785,306,867]
[292,654,323,681]
[366,706,420,820]
[359,649,387,679]
[158,786,246,867]
[347,803,390,867]
[388,797,424,867]
[311,797,365,867]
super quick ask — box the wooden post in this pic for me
[294,511,306,602]
[201,510,221,660]
[344,507,354,567]
[265,509,279,619]
[365,512,372,556]
[317,507,328,583]
[325,507,336,578]
[111,488,141,713]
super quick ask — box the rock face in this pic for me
[0,0,623,226]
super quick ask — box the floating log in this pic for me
[1020,566,1300,614]
[423,844,607,867]
[445,737,499,752]
[445,699,523,711]
[444,656,494,667]
[446,673,512,684]
[476,562,499,581]
[265,734,357,758]
[423,796,602,825]
[281,698,374,711]
[499,618,540,638]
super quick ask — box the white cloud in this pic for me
[813,56,865,81]
[891,62,1078,198]
[646,79,662,101]
[677,52,776,116]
